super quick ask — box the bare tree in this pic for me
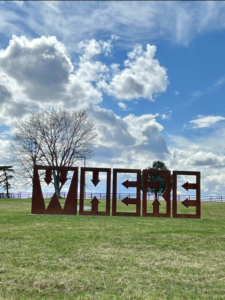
[11,108,97,198]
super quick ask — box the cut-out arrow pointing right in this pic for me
[146,181,161,189]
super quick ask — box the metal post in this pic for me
[84,156,86,199]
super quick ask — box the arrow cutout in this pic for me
[122,197,137,206]
[182,199,197,208]
[91,170,100,187]
[122,180,137,189]
[90,196,100,212]
[59,170,68,185]
[44,169,52,185]
[152,198,161,214]
[182,182,197,191]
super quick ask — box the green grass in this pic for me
[0,198,225,299]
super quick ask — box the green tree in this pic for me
[0,166,15,198]
[142,161,172,199]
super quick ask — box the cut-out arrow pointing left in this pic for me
[122,196,138,206]
[182,182,197,191]
[122,180,138,189]
[182,199,197,208]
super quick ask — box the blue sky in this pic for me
[1,1,225,195]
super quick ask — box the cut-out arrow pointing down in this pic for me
[59,170,68,185]
[44,169,52,185]
[91,171,100,186]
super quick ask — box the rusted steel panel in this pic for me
[172,171,201,219]
[142,169,171,218]
[31,165,78,215]
[79,167,111,216]
[112,169,141,217]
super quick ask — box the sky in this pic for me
[1,1,225,195]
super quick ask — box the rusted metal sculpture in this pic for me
[31,165,201,219]
[112,169,141,216]
[32,165,78,215]
[142,169,171,218]
[79,167,111,216]
[172,171,201,219]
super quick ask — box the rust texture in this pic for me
[142,169,171,218]
[112,169,141,217]
[31,165,201,219]
[79,167,111,216]
[172,171,201,219]
[31,165,78,215]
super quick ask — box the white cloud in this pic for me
[118,102,129,111]
[89,106,169,162]
[0,139,11,165]
[191,91,203,98]
[175,91,179,95]
[214,76,225,87]
[98,44,168,101]
[0,35,168,123]
[190,115,225,128]
[2,1,225,51]
[161,111,172,120]
[0,35,104,122]
[164,131,225,195]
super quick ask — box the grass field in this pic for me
[0,198,225,299]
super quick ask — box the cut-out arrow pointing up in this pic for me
[122,179,138,189]
[122,196,138,206]
[152,198,161,214]
[182,182,197,191]
[90,196,100,213]
[44,169,52,185]
[182,199,197,208]
[91,170,100,186]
